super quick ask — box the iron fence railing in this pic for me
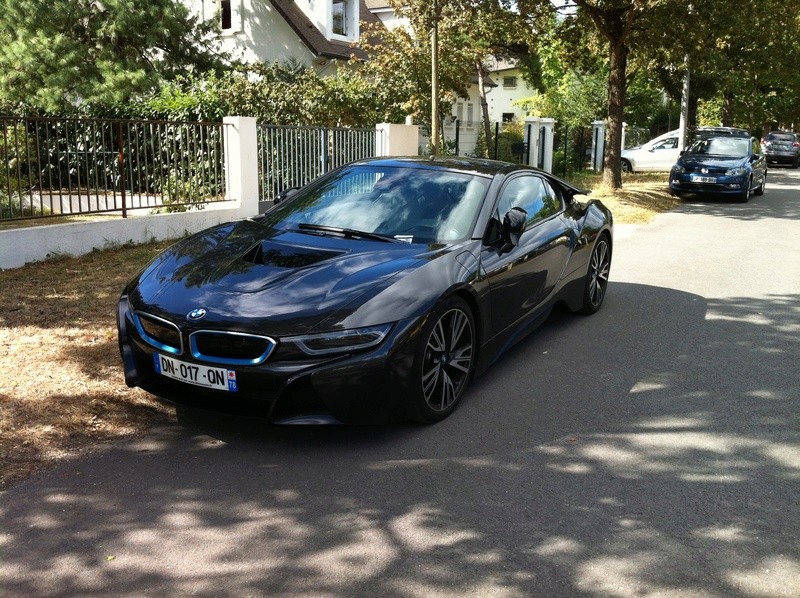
[257,124,378,202]
[1,117,228,221]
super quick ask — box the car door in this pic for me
[638,136,680,171]
[480,174,576,335]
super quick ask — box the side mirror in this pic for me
[499,207,527,252]
[274,188,298,205]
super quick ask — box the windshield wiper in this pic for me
[294,223,401,243]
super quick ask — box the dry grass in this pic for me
[0,241,176,490]
[573,172,682,224]
[0,175,680,490]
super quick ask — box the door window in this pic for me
[496,175,562,227]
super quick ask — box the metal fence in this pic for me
[1,117,228,221]
[553,125,594,177]
[257,124,379,202]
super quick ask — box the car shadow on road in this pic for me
[2,282,798,597]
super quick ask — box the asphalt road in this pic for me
[2,169,799,597]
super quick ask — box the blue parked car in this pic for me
[669,134,767,202]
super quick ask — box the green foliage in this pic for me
[0,0,225,114]
[158,172,209,213]
[0,121,42,218]
[105,63,382,127]
[473,122,525,162]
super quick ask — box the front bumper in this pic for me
[669,173,749,196]
[118,297,424,424]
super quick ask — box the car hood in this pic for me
[621,145,643,156]
[676,154,748,170]
[126,220,466,335]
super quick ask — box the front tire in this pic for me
[738,178,751,203]
[411,297,476,423]
[621,159,633,173]
[580,235,611,314]
[754,173,766,196]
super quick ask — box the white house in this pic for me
[186,0,381,74]
[364,0,409,30]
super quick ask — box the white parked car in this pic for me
[621,130,680,172]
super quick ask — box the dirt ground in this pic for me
[0,240,176,490]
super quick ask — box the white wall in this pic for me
[0,205,246,270]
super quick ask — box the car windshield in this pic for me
[260,165,491,244]
[767,133,795,142]
[687,137,750,157]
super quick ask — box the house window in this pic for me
[220,0,232,30]
[503,76,517,89]
[332,0,348,36]
[502,113,515,123]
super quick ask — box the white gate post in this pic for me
[523,117,542,168]
[540,118,556,173]
[591,120,606,172]
[375,123,420,157]
[223,116,259,216]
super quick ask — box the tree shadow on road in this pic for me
[2,282,798,597]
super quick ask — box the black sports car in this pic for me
[118,157,613,424]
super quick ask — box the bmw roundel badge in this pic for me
[187,308,207,321]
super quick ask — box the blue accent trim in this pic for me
[189,331,276,366]
[132,312,183,355]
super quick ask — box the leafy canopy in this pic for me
[0,0,224,113]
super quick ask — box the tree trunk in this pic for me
[722,92,734,126]
[476,60,492,158]
[603,38,627,189]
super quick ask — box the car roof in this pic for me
[347,156,588,195]
[695,126,750,138]
[349,155,525,177]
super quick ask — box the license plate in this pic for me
[691,175,716,183]
[153,353,238,392]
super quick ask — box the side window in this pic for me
[497,175,563,227]
[653,138,678,150]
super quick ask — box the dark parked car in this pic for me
[669,134,767,202]
[761,131,800,167]
[118,157,613,424]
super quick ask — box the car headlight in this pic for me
[726,167,747,176]
[672,165,686,174]
[289,324,393,356]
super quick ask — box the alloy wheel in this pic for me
[421,307,474,413]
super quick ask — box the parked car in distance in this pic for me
[621,126,751,172]
[621,130,680,172]
[760,131,800,167]
[669,134,767,202]
[118,157,614,425]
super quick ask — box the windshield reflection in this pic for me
[687,137,750,158]
[261,165,490,244]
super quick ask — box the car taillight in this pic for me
[793,142,800,147]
